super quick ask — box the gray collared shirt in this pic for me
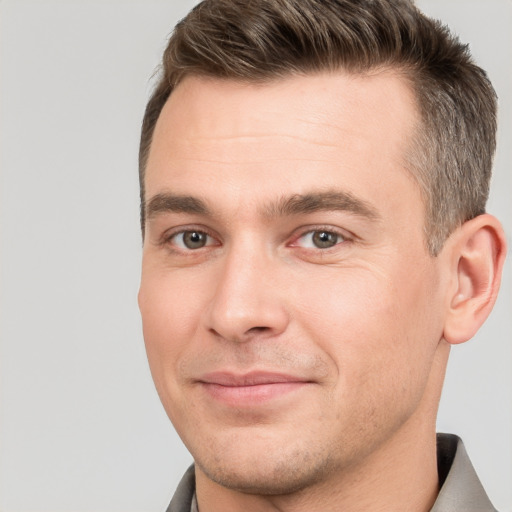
[165,434,497,512]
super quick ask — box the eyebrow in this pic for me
[144,189,380,222]
[264,190,380,221]
[145,193,211,220]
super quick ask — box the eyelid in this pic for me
[156,224,353,252]
[288,225,353,249]
[159,225,220,250]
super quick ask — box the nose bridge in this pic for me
[204,235,288,342]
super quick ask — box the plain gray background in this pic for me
[0,1,510,510]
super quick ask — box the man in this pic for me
[137,0,506,510]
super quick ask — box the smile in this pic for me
[197,371,313,406]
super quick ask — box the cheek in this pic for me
[138,269,214,433]
[294,262,442,397]
[138,269,206,385]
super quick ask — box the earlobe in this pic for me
[443,214,507,345]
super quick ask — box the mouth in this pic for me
[197,371,313,406]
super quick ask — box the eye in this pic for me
[171,230,214,250]
[295,229,345,249]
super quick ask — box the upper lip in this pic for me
[198,371,312,387]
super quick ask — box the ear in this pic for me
[443,214,507,345]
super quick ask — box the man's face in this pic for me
[139,72,448,493]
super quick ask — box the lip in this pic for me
[197,371,313,406]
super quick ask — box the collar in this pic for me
[166,434,497,512]
[431,433,496,512]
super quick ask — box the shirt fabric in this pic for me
[165,433,497,512]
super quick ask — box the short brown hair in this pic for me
[139,0,497,254]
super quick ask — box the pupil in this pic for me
[184,231,206,249]
[313,231,337,248]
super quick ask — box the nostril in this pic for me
[208,325,271,343]
[247,326,270,334]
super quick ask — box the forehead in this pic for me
[145,71,420,215]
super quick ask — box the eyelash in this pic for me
[290,226,350,251]
[160,225,352,253]
[160,226,218,252]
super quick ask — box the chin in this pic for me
[193,439,336,496]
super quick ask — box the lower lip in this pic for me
[200,381,309,406]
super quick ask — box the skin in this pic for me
[138,72,505,511]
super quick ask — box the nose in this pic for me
[203,242,289,343]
